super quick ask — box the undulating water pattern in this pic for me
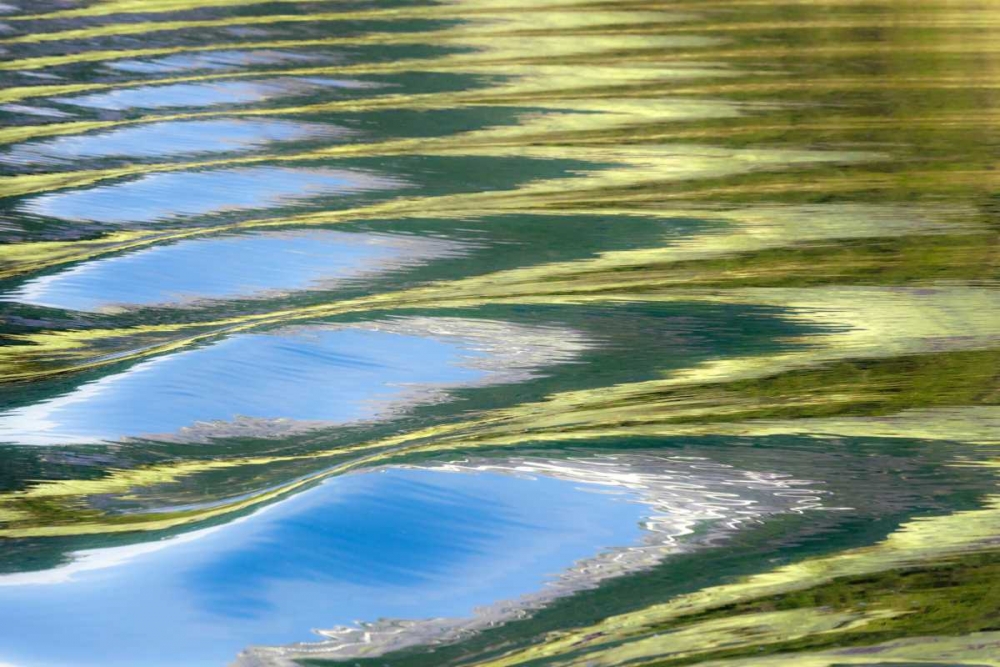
[0,0,999,666]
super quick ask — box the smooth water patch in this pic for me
[0,319,587,444]
[105,49,335,74]
[242,455,823,663]
[53,77,378,111]
[1,118,350,165]
[21,166,401,224]
[3,230,461,311]
[0,103,72,118]
[0,466,647,667]
[0,453,823,667]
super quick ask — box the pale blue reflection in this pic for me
[0,327,487,444]
[106,50,333,74]
[23,166,400,224]
[4,230,452,311]
[54,77,377,110]
[0,103,73,118]
[2,119,349,165]
[0,467,645,667]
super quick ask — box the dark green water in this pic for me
[0,0,998,665]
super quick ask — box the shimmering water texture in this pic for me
[0,457,820,667]
[1,119,351,166]
[1,0,999,666]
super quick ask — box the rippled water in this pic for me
[1,0,999,665]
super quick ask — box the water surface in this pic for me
[0,0,998,666]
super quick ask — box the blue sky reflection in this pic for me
[4,230,457,311]
[22,166,401,224]
[0,467,645,667]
